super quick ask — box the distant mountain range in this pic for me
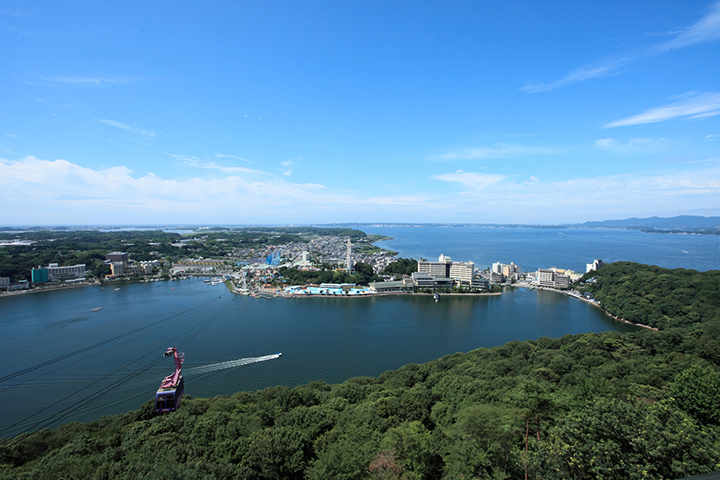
[575,215,720,231]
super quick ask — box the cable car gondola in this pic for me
[155,347,184,413]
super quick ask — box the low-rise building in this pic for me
[106,252,129,264]
[537,268,570,289]
[369,280,410,293]
[8,280,29,291]
[412,272,434,288]
[490,272,505,283]
[471,277,490,291]
[33,263,86,283]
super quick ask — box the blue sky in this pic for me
[1,1,719,225]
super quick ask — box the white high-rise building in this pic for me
[418,254,475,286]
[586,259,604,273]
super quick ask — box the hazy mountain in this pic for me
[578,216,720,231]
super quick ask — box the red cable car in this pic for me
[155,347,184,413]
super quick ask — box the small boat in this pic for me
[91,307,103,312]
[114,288,120,291]
[434,292,439,302]
[276,352,282,357]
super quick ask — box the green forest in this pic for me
[2,262,720,479]
[579,261,720,332]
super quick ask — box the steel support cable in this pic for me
[0,294,220,384]
[2,295,231,437]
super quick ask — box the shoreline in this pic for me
[511,283,659,331]
[0,281,100,297]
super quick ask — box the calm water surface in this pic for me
[0,277,636,437]
[365,226,720,272]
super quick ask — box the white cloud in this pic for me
[604,92,720,127]
[593,137,665,151]
[0,156,436,224]
[707,134,719,141]
[100,119,159,137]
[655,1,720,52]
[524,2,720,93]
[3,156,720,225]
[429,166,720,222]
[168,153,262,175]
[54,76,132,86]
[434,171,507,190]
[280,157,300,176]
[437,144,559,160]
[522,57,629,93]
[215,153,253,164]
[4,133,18,137]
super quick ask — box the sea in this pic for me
[1,226,717,438]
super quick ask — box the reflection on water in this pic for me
[0,279,638,437]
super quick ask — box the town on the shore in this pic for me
[0,233,604,302]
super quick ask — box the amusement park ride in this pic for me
[155,347,184,413]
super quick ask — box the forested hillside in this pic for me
[2,263,720,479]
[580,261,720,333]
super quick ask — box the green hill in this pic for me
[2,262,720,479]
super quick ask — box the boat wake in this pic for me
[186,354,281,375]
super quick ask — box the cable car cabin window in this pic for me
[156,394,174,410]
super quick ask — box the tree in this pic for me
[671,364,720,425]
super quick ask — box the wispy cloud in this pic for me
[524,2,720,92]
[168,153,265,175]
[0,10,26,17]
[604,92,720,127]
[23,75,135,88]
[593,137,666,151]
[4,133,18,138]
[654,2,720,52]
[280,157,300,177]
[434,171,507,190]
[522,57,630,93]
[54,76,133,86]
[437,144,559,160]
[214,153,253,163]
[100,119,159,137]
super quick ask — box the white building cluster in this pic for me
[106,252,157,277]
[415,254,488,290]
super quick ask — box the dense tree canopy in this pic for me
[383,258,418,276]
[579,261,720,330]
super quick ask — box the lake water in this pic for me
[364,226,720,272]
[4,225,716,438]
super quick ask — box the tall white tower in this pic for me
[346,239,353,272]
